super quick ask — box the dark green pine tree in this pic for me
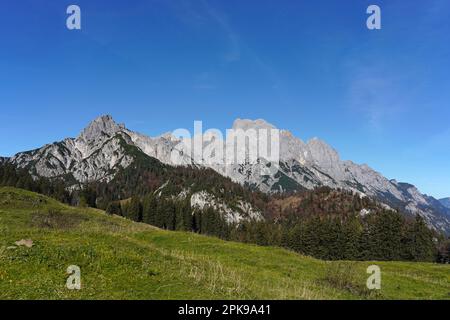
[340,214,362,260]
[193,210,202,233]
[182,200,194,231]
[302,217,322,258]
[125,197,142,222]
[175,201,186,231]
[358,222,373,261]
[403,215,436,262]
[158,199,176,230]
[142,194,157,225]
[370,210,404,260]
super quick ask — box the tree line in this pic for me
[104,191,449,263]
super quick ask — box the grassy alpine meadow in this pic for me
[0,187,449,300]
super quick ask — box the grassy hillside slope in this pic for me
[0,187,448,300]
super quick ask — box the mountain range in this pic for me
[2,115,450,234]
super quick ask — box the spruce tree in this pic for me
[142,194,157,225]
[404,215,436,262]
[126,197,142,222]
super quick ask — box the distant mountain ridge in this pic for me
[2,115,450,234]
[440,198,450,210]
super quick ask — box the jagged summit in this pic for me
[232,118,276,130]
[306,137,341,169]
[78,115,125,141]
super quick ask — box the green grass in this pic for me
[0,187,449,300]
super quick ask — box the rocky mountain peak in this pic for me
[78,115,125,142]
[306,137,340,168]
[232,118,276,131]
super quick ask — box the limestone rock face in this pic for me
[190,191,263,224]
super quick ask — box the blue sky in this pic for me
[0,0,449,198]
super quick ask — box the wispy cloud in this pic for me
[201,0,241,62]
[342,1,450,133]
[168,0,292,104]
[344,59,410,132]
[170,0,241,62]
